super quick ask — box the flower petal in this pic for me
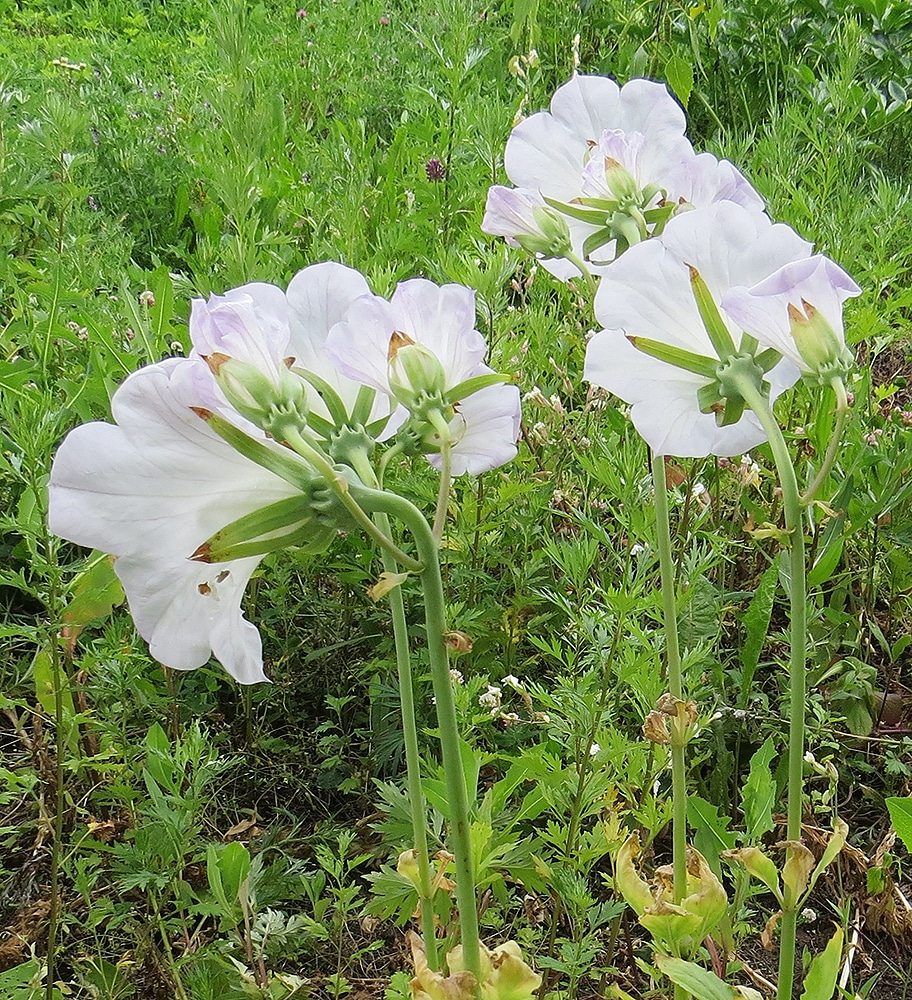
[114,553,268,683]
[431,381,521,475]
[722,255,861,370]
[49,359,302,561]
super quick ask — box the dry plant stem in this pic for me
[732,376,807,1000]
[651,451,689,1000]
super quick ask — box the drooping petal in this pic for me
[667,153,766,214]
[722,255,862,371]
[48,358,309,683]
[585,331,776,457]
[430,381,521,475]
[325,293,400,393]
[115,553,268,683]
[50,359,303,559]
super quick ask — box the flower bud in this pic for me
[387,333,448,407]
[482,186,572,259]
[602,156,640,202]
[204,353,309,439]
[787,298,853,377]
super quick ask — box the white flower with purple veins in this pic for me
[326,279,521,475]
[48,263,387,685]
[722,255,861,381]
[486,74,764,278]
[585,202,814,457]
[48,359,319,684]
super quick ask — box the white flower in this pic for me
[585,203,811,457]
[48,359,309,683]
[479,684,502,712]
[491,74,764,278]
[325,279,521,475]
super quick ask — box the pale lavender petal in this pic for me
[505,111,588,201]
[430,381,521,475]
[722,255,862,369]
[614,77,687,141]
[390,280,485,385]
[284,261,394,424]
[115,553,268,683]
[482,185,547,245]
[325,294,399,393]
[550,73,623,142]
[190,283,291,383]
[668,153,766,213]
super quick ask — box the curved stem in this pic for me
[353,483,482,988]
[564,251,599,300]
[651,453,689,1000]
[730,376,806,1000]
[800,377,848,506]
[282,428,423,572]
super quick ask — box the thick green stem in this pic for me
[731,376,806,1000]
[348,443,441,971]
[354,484,481,987]
[651,453,689,1000]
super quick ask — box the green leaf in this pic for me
[687,796,736,879]
[654,955,736,1000]
[62,551,125,651]
[741,737,777,840]
[219,841,251,903]
[800,925,844,1000]
[886,797,912,852]
[738,561,779,706]
[664,54,695,108]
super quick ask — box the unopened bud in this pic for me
[788,298,853,377]
[204,353,308,437]
[602,156,639,202]
[387,333,447,407]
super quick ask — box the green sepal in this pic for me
[445,371,511,404]
[302,411,336,440]
[543,194,615,224]
[582,226,616,259]
[203,496,311,550]
[697,381,724,415]
[716,393,746,427]
[197,410,317,491]
[739,332,759,355]
[755,347,783,373]
[688,265,737,360]
[350,384,378,427]
[201,522,334,563]
[291,366,350,428]
[628,336,720,379]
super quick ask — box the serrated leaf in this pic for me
[664,54,694,108]
[739,561,778,705]
[886,797,912,853]
[688,796,736,879]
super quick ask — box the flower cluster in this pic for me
[49,264,520,683]
[485,73,861,457]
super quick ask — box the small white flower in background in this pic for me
[138,289,155,307]
[589,743,601,756]
[629,543,647,556]
[479,684,502,713]
[449,668,465,685]
[800,908,818,923]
